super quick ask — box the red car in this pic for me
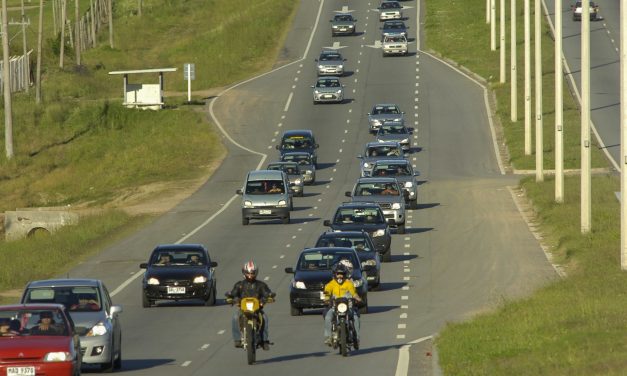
[0,304,81,376]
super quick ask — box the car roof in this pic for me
[268,161,298,166]
[301,246,357,254]
[319,230,369,237]
[26,279,101,288]
[0,303,66,311]
[366,140,402,147]
[357,177,400,183]
[154,243,206,251]
[333,12,353,17]
[373,159,410,165]
[282,151,312,157]
[282,129,314,137]
[337,201,382,209]
[318,76,341,80]
[247,169,286,180]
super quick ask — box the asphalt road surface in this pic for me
[67,0,557,374]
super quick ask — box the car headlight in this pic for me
[318,65,324,69]
[332,25,338,29]
[392,203,401,209]
[278,200,287,206]
[394,118,402,122]
[338,65,344,69]
[372,229,385,237]
[401,138,409,143]
[292,281,306,289]
[314,90,320,94]
[44,352,72,362]
[405,182,413,188]
[147,277,159,285]
[353,279,363,287]
[294,179,302,185]
[378,139,385,143]
[193,276,208,284]
[371,119,382,126]
[306,170,313,174]
[363,162,370,168]
[244,200,253,208]
[87,322,107,336]
[362,259,377,266]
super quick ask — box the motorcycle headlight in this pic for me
[337,302,348,313]
[244,200,253,207]
[294,179,302,185]
[44,352,72,362]
[293,281,306,289]
[193,276,208,284]
[372,229,385,237]
[363,162,370,168]
[405,182,413,188]
[353,279,363,287]
[278,200,287,206]
[392,203,401,209]
[147,277,159,285]
[87,322,107,336]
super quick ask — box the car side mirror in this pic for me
[315,58,319,62]
[414,171,420,176]
[139,263,148,269]
[110,305,123,315]
[310,85,315,88]
[285,267,295,274]
[323,220,331,227]
[357,155,363,159]
[275,145,280,150]
[210,261,218,267]
[345,191,352,197]
[236,189,243,195]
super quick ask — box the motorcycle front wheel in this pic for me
[339,321,348,357]
[246,323,256,365]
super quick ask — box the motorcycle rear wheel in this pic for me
[246,323,256,365]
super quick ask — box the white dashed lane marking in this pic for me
[182,361,191,367]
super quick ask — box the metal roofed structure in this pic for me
[108,68,177,110]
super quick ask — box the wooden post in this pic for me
[36,0,43,103]
[108,0,113,48]
[90,0,96,48]
[59,0,65,67]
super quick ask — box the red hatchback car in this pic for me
[0,304,81,376]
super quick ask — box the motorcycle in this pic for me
[330,296,359,356]
[226,292,275,365]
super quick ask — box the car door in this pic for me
[102,284,121,352]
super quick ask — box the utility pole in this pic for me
[620,0,627,269]
[108,0,113,48]
[137,0,142,17]
[487,0,491,23]
[74,0,80,66]
[581,0,591,233]
[500,0,506,83]
[59,0,65,67]
[20,0,29,93]
[491,0,496,50]
[555,0,564,202]
[35,0,43,103]
[524,0,532,155]
[511,0,518,121]
[535,0,543,181]
[2,0,14,159]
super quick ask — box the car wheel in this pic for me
[290,306,302,316]
[205,285,216,306]
[242,217,249,226]
[114,336,122,370]
[282,214,290,225]
[298,191,304,197]
[382,250,392,263]
[100,344,115,372]
[397,223,406,234]
[410,199,418,210]
[142,293,152,308]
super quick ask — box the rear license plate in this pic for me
[167,287,185,294]
[259,209,272,215]
[7,367,35,376]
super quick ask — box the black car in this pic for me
[276,129,319,167]
[380,20,408,39]
[323,202,393,262]
[315,231,381,289]
[285,247,368,316]
[140,244,218,307]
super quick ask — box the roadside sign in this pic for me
[184,63,195,80]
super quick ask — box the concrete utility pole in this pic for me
[59,0,65,67]
[487,0,491,23]
[581,0,591,233]
[524,0,532,155]
[2,0,14,159]
[20,0,29,93]
[621,0,627,269]
[535,0,543,181]
[555,0,564,202]
[500,0,506,83]
[511,0,518,121]
[74,0,80,65]
[108,0,113,48]
[36,0,43,103]
[137,0,142,17]
[491,0,496,50]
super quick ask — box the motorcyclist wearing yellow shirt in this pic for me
[323,263,362,345]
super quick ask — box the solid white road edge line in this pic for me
[395,335,434,376]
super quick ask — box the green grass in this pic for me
[427,0,627,374]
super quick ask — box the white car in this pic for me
[382,34,408,57]
[571,1,600,21]
[378,1,403,21]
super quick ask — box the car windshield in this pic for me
[281,136,313,149]
[319,53,342,62]
[355,182,400,196]
[282,154,311,165]
[381,2,401,9]
[366,146,401,157]
[373,163,411,176]
[0,308,68,337]
[316,236,373,253]
[378,125,406,135]
[372,105,400,115]
[385,36,406,42]
[316,79,341,88]
[334,208,384,224]
[386,22,404,29]
[245,179,286,194]
[334,15,353,22]
[23,286,103,312]
[268,163,300,174]
[150,250,208,266]
[298,251,358,271]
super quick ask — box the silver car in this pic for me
[312,76,344,104]
[346,177,407,234]
[281,151,316,185]
[315,50,346,76]
[21,279,123,372]
[267,161,305,197]
[375,121,412,151]
[368,103,405,133]
[371,159,419,209]
[358,141,406,177]
[236,169,293,225]
[330,13,357,36]
[378,1,403,21]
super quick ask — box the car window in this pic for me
[317,79,341,88]
[334,15,353,22]
[356,182,400,196]
[320,53,342,62]
[336,207,384,224]
[150,250,207,266]
[282,154,311,165]
[23,286,103,312]
[281,135,313,149]
[374,163,410,176]
[245,180,286,194]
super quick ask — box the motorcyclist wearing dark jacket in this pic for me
[229,260,274,350]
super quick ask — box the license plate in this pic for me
[323,94,332,98]
[7,367,35,376]
[259,209,271,215]
[167,286,185,294]
[339,28,346,31]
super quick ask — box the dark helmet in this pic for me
[332,263,348,282]
[242,260,258,281]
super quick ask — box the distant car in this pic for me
[323,202,393,262]
[368,103,405,134]
[285,247,369,316]
[140,244,218,308]
[358,141,406,177]
[381,20,408,39]
[312,76,344,104]
[0,303,82,376]
[315,50,347,77]
[276,129,319,166]
[375,121,412,151]
[346,177,407,234]
[572,1,600,21]
[21,278,123,372]
[330,13,357,36]
[371,159,420,209]
[378,1,403,21]
[267,161,304,197]
[281,151,316,185]
[382,34,408,56]
[315,231,381,289]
